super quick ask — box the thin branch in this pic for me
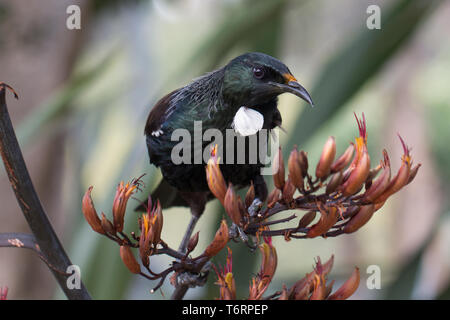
[0,232,69,275]
[0,84,91,300]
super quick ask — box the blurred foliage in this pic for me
[11,0,446,299]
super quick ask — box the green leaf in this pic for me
[286,0,442,152]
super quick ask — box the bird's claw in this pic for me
[229,223,257,251]
[248,198,263,217]
[176,262,211,288]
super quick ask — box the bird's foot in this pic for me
[248,198,263,217]
[175,261,211,289]
[229,223,257,251]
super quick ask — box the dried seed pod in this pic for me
[331,144,355,173]
[316,137,336,179]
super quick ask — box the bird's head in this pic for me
[222,52,314,107]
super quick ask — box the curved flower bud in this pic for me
[267,188,281,208]
[331,143,355,173]
[282,178,296,204]
[206,145,227,205]
[120,246,141,274]
[307,206,339,238]
[298,211,317,229]
[340,148,370,196]
[272,147,285,190]
[101,212,115,235]
[112,181,139,233]
[343,204,375,234]
[187,231,200,254]
[82,187,105,234]
[326,171,343,194]
[364,151,391,202]
[204,220,229,257]
[288,147,304,191]
[316,136,336,179]
[299,150,309,174]
[224,184,243,225]
[328,267,360,300]
[373,136,413,204]
[407,163,421,185]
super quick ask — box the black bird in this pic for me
[139,52,313,252]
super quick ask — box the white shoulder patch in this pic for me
[232,106,264,136]
[151,129,164,137]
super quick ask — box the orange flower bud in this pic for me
[299,150,309,174]
[120,246,141,274]
[288,147,304,191]
[206,147,227,205]
[282,178,296,203]
[310,274,327,300]
[259,238,277,286]
[307,206,339,238]
[328,267,360,300]
[82,187,105,234]
[364,163,391,202]
[272,147,285,190]
[340,149,370,196]
[224,184,243,225]
[331,143,355,173]
[112,181,138,233]
[407,163,421,185]
[343,204,375,233]
[316,136,336,179]
[101,212,115,235]
[374,137,412,204]
[267,188,281,208]
[204,220,229,257]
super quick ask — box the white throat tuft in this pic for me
[232,106,264,136]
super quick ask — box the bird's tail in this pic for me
[134,179,189,212]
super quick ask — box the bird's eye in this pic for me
[253,67,265,79]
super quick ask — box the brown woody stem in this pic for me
[0,85,91,300]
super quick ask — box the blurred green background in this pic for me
[0,0,449,300]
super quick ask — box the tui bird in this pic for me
[138,52,313,252]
